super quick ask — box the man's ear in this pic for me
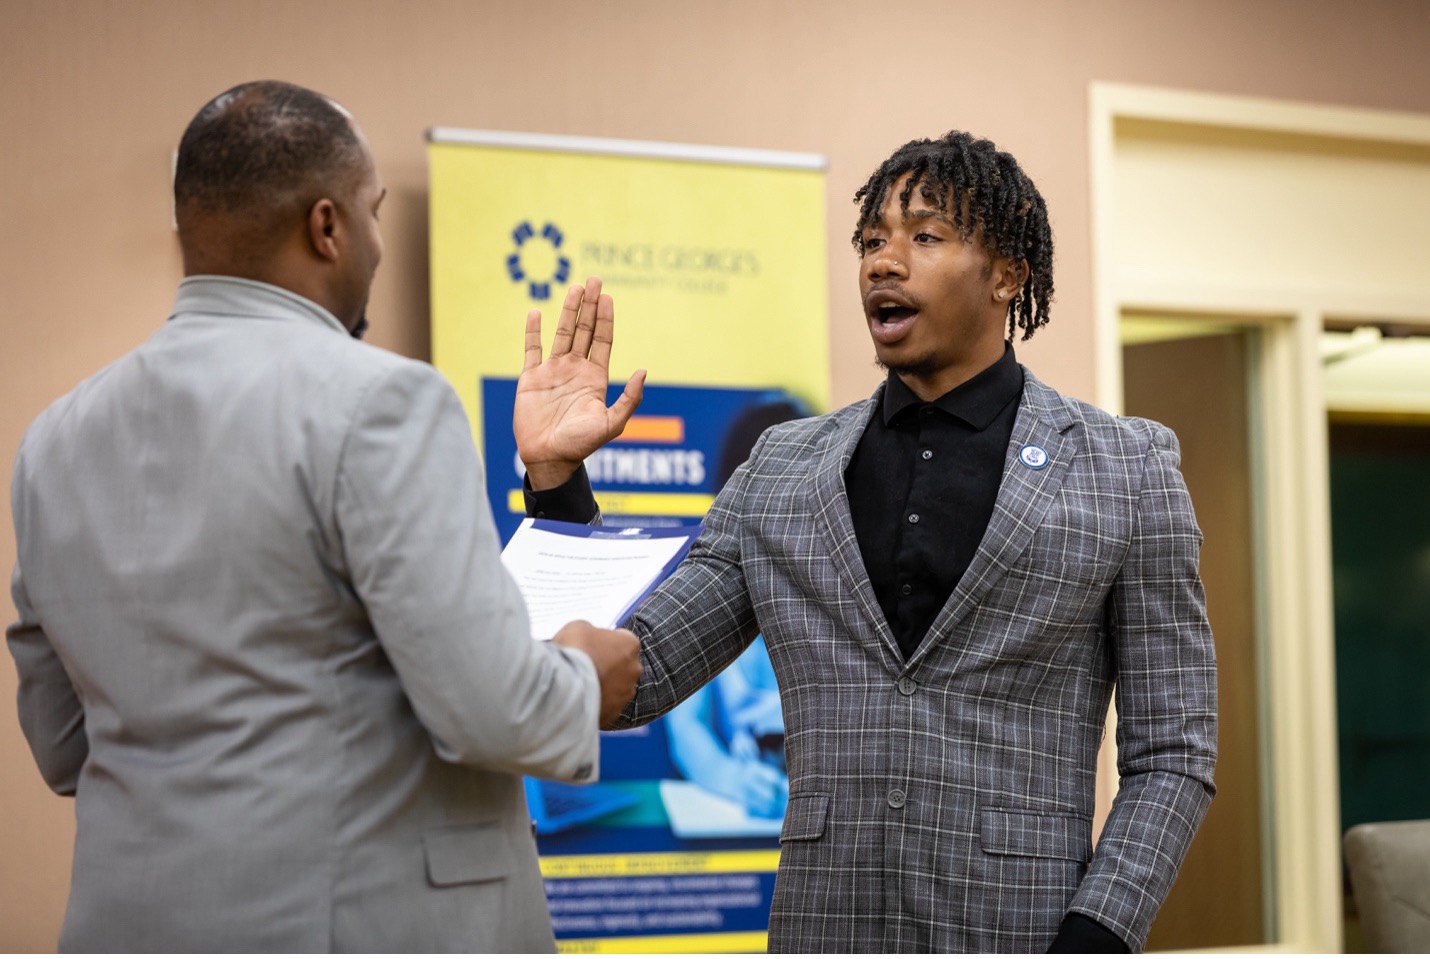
[993,256,1030,303]
[306,198,340,262]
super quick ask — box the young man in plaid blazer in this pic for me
[516,131,1217,953]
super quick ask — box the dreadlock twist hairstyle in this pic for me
[852,131,1054,341]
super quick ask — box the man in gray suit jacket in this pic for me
[517,132,1217,952]
[7,81,643,952]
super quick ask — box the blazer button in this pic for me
[897,677,917,696]
[888,789,906,809]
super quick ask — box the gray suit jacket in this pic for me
[615,370,1218,952]
[7,277,599,952]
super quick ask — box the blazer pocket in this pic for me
[1017,548,1105,588]
[780,793,830,842]
[979,807,1093,862]
[423,821,513,887]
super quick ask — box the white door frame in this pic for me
[1090,82,1430,952]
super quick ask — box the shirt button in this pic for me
[888,789,906,808]
[921,449,933,460]
[908,513,920,524]
[900,583,912,596]
[897,677,917,695]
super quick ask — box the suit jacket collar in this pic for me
[813,385,896,666]
[910,368,1080,669]
[169,275,349,336]
[813,368,1083,674]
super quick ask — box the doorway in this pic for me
[1121,317,1269,949]
[1322,324,1430,949]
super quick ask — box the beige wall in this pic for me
[4,0,1430,948]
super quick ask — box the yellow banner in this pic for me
[505,489,714,518]
[428,131,823,955]
[428,134,829,447]
[539,850,781,879]
[558,931,768,954]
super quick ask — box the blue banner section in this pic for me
[546,871,778,939]
[484,378,807,948]
[481,378,809,543]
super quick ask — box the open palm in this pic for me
[514,277,645,490]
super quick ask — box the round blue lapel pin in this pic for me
[1019,444,1049,470]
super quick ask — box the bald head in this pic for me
[173,81,386,334]
[175,80,369,273]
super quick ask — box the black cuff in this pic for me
[523,463,601,524]
[1047,912,1130,953]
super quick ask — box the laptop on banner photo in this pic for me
[524,778,640,836]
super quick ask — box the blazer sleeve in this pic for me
[1067,424,1219,950]
[608,429,766,728]
[334,360,600,783]
[7,466,89,795]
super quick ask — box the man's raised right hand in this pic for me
[515,277,646,492]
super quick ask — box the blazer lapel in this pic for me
[907,369,1080,669]
[812,387,903,668]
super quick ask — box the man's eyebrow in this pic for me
[905,207,955,225]
[861,203,956,233]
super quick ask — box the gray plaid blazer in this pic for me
[617,368,1217,952]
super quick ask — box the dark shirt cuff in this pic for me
[523,463,601,524]
[1047,912,1130,953]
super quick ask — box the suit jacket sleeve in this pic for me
[7,552,89,796]
[1067,424,1218,949]
[609,430,767,728]
[335,360,601,782]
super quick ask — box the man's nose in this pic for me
[866,243,908,280]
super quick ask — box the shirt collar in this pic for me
[168,275,348,335]
[882,342,1023,429]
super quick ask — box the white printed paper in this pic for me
[500,519,699,640]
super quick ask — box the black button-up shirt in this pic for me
[845,345,1023,660]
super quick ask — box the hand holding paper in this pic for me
[503,518,701,728]
[550,622,641,727]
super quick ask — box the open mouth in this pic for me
[874,303,918,325]
[865,288,920,344]
[865,286,919,322]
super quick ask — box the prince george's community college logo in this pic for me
[506,220,571,301]
[1019,444,1049,469]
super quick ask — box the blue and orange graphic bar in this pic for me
[616,416,685,444]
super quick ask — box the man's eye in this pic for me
[915,232,937,242]
[863,237,884,250]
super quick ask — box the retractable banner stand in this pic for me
[429,129,828,953]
